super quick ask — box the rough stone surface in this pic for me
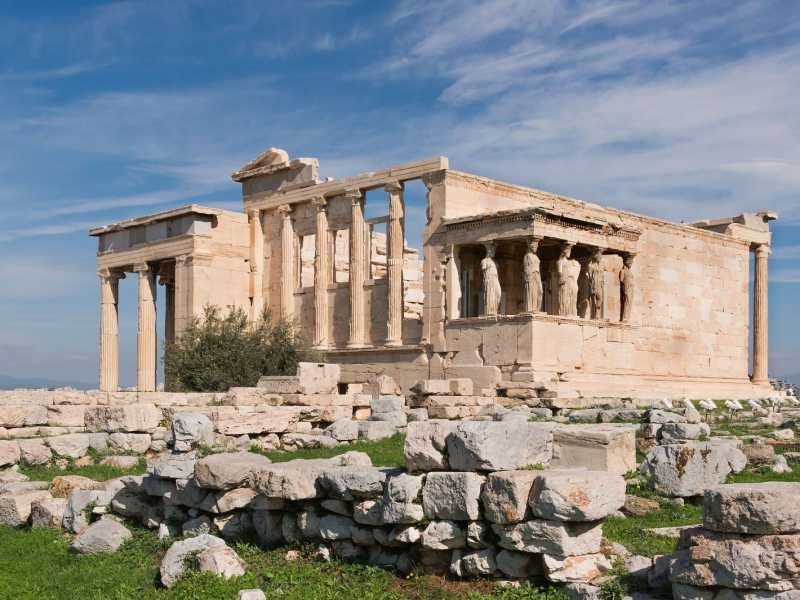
[0,440,21,466]
[493,519,603,557]
[703,483,800,534]
[529,470,626,521]
[660,423,711,442]
[51,475,102,498]
[194,452,272,490]
[421,520,466,550]
[481,470,538,524]
[542,553,613,582]
[85,404,162,433]
[17,438,52,466]
[71,517,132,554]
[170,412,215,452]
[160,534,230,587]
[30,497,68,528]
[446,421,553,471]
[451,548,497,577]
[496,549,542,578]
[0,490,52,527]
[63,490,113,533]
[640,440,747,497]
[404,420,456,472]
[196,544,247,580]
[422,472,483,520]
[324,418,359,442]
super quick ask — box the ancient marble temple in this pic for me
[91,148,776,400]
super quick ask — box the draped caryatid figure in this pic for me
[523,237,543,313]
[557,243,580,316]
[620,253,635,322]
[587,247,604,319]
[481,242,502,316]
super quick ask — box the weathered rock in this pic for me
[493,519,603,557]
[481,470,538,524]
[0,440,21,466]
[63,490,113,533]
[252,510,283,546]
[640,440,747,497]
[160,534,227,587]
[672,527,800,592]
[703,483,800,534]
[30,497,68,528]
[660,423,711,442]
[47,405,86,427]
[319,467,387,500]
[551,424,637,475]
[46,434,92,459]
[742,443,775,466]
[0,405,47,427]
[422,471,483,520]
[71,517,132,554]
[0,490,52,527]
[446,421,553,471]
[451,548,497,577]
[358,421,396,441]
[17,438,52,466]
[371,395,405,413]
[85,404,161,433]
[196,544,247,580]
[183,515,213,537]
[319,514,353,540]
[108,433,151,454]
[421,520,466,549]
[238,590,267,600]
[50,475,102,498]
[194,451,272,490]
[466,521,492,548]
[622,495,660,517]
[529,470,625,521]
[282,433,339,449]
[647,409,687,424]
[324,418,359,442]
[170,412,214,452]
[368,411,407,427]
[542,553,612,582]
[404,420,456,472]
[496,549,542,578]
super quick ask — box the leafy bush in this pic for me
[164,305,319,392]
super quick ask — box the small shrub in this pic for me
[164,305,320,392]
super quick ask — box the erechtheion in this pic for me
[90,148,777,401]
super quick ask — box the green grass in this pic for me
[602,500,703,557]
[19,457,148,482]
[0,524,565,600]
[727,462,800,483]
[259,433,407,468]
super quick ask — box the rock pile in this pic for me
[669,482,800,599]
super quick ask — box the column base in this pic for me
[384,339,403,347]
[346,342,369,349]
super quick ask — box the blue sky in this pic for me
[0,0,798,387]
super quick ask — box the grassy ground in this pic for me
[602,500,703,557]
[19,457,148,482]
[0,524,566,600]
[727,461,800,483]
[261,433,406,467]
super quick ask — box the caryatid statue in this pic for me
[587,247,605,319]
[523,237,543,312]
[481,242,502,316]
[557,243,580,316]
[620,253,636,322]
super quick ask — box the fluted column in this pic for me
[312,196,330,349]
[752,244,770,384]
[278,204,295,320]
[135,263,157,392]
[385,180,404,346]
[98,269,123,392]
[346,189,367,348]
[248,208,264,322]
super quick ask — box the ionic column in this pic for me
[98,269,123,392]
[346,189,367,348]
[248,208,264,322]
[278,204,295,320]
[752,244,770,383]
[385,180,404,346]
[312,196,330,349]
[135,263,157,392]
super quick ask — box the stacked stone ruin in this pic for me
[1,417,629,589]
[667,483,800,600]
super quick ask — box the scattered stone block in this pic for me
[239,590,267,600]
[196,544,247,580]
[659,423,711,442]
[50,475,102,498]
[542,553,612,582]
[404,420,456,472]
[63,489,113,533]
[358,421,396,441]
[481,470,538,524]
[493,519,603,556]
[368,411,407,427]
[551,424,636,475]
[703,483,800,534]
[101,455,140,469]
[47,405,86,427]
[17,438,51,466]
[371,395,405,413]
[324,418,359,441]
[0,490,52,527]
[71,517,132,554]
[496,549,542,578]
[85,404,161,433]
[451,548,497,576]
[421,520,466,549]
[0,440,20,466]
[30,497,67,528]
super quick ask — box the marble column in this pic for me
[620,253,636,323]
[346,189,367,348]
[523,236,543,313]
[312,196,330,349]
[98,269,123,392]
[752,244,770,384]
[444,246,461,320]
[385,180,404,346]
[278,204,295,320]
[135,263,157,392]
[248,208,264,322]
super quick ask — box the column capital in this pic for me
[247,207,261,220]
[311,195,327,210]
[527,236,542,251]
[133,262,151,274]
[422,170,446,191]
[97,268,125,281]
[277,203,292,217]
[384,180,403,193]
[755,244,772,258]
[342,188,363,203]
